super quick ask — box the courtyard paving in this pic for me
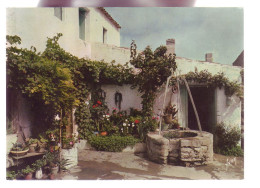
[57,148,244,180]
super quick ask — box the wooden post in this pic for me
[182,77,203,135]
[159,68,174,135]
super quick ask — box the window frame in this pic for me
[54,7,63,21]
[79,8,86,41]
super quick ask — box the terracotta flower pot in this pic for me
[100,131,107,136]
[24,173,33,180]
[29,144,37,153]
[10,148,29,156]
[49,173,55,180]
[163,114,172,124]
[51,166,59,175]
[38,147,46,153]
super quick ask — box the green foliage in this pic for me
[89,135,139,152]
[6,171,17,180]
[214,122,243,156]
[130,41,177,116]
[129,108,143,117]
[20,165,35,175]
[215,146,244,157]
[183,69,243,98]
[56,158,70,171]
[11,143,28,151]
[28,138,39,145]
[6,34,79,136]
[6,33,135,137]
[136,117,157,141]
[7,34,78,112]
[164,103,178,118]
[6,35,21,45]
[43,151,59,166]
[75,102,94,139]
[32,159,47,170]
[110,108,127,127]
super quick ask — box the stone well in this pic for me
[146,130,213,166]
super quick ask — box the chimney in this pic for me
[166,39,175,55]
[205,53,213,62]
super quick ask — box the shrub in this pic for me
[214,122,243,156]
[20,165,35,175]
[6,171,17,180]
[88,135,139,152]
[137,118,157,141]
[215,146,244,157]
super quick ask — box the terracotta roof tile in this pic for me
[97,7,121,29]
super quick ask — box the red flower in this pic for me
[134,120,140,124]
[92,105,96,108]
[97,101,102,105]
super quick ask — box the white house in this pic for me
[6,7,242,139]
[6,7,130,64]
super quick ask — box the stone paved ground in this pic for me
[57,149,244,180]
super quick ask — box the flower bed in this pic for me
[88,135,139,152]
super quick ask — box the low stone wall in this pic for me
[146,130,213,166]
[61,147,78,169]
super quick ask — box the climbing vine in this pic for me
[130,41,177,117]
[179,69,243,98]
[6,33,243,139]
[6,33,134,137]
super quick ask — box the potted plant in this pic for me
[163,104,178,124]
[21,165,35,180]
[6,171,17,180]
[32,159,46,179]
[161,122,169,131]
[43,151,59,179]
[10,143,29,156]
[62,135,75,149]
[172,119,180,129]
[56,158,70,172]
[37,136,48,153]
[27,138,39,153]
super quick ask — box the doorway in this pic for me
[180,85,216,133]
[188,86,216,133]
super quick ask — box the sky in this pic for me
[106,7,244,65]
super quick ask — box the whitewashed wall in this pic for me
[216,88,241,128]
[6,8,242,132]
[6,8,120,59]
[101,84,142,114]
[88,8,120,46]
[102,58,242,129]
[175,57,242,128]
[176,57,242,82]
[91,43,130,65]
